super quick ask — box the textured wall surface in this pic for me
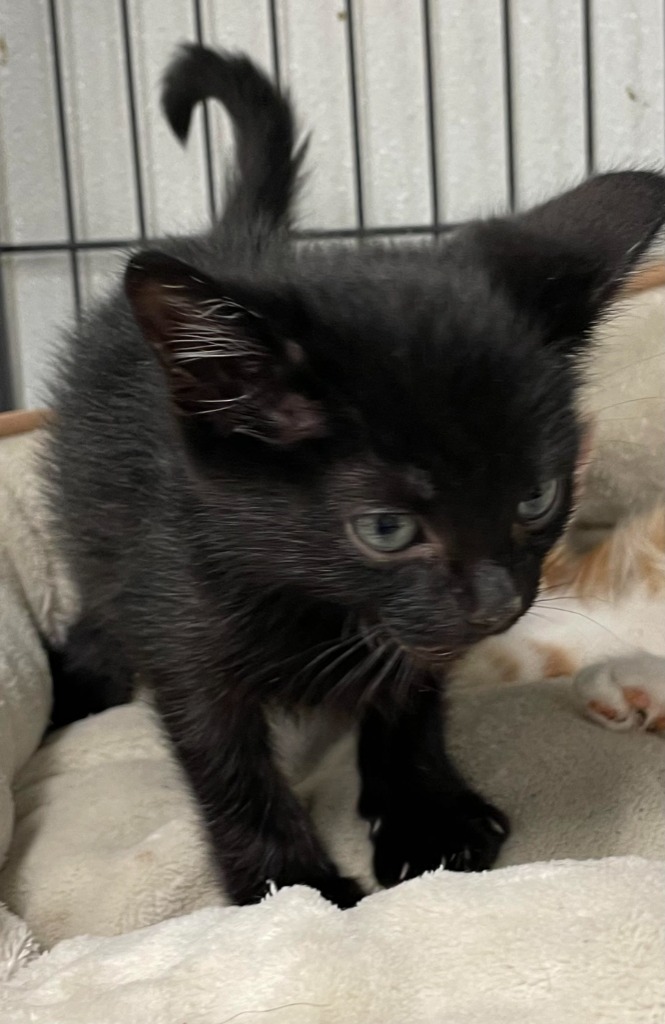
[1,0,664,405]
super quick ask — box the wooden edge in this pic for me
[621,261,665,297]
[0,409,54,439]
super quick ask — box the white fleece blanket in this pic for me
[1,857,663,1024]
[0,286,664,1022]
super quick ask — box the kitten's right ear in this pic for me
[124,251,327,445]
[466,170,665,348]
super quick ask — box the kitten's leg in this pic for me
[573,653,665,732]
[358,682,509,888]
[48,616,134,730]
[156,685,364,907]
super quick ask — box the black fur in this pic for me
[162,45,306,233]
[47,619,134,730]
[45,44,665,906]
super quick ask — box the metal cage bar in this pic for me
[0,265,15,411]
[193,0,217,221]
[344,0,365,232]
[0,1,662,407]
[421,0,441,227]
[501,0,516,211]
[47,0,82,318]
[0,224,460,261]
[120,0,148,240]
[267,0,282,89]
[582,0,595,176]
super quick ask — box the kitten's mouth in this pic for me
[402,610,522,664]
[405,644,469,667]
[362,618,469,667]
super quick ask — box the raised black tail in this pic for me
[162,44,306,232]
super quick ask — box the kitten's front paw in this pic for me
[232,869,365,909]
[574,653,665,732]
[307,873,365,909]
[367,787,509,889]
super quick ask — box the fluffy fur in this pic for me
[45,44,665,907]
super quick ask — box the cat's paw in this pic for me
[367,787,509,888]
[234,869,365,908]
[573,653,665,732]
[307,874,365,909]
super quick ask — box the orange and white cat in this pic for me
[451,506,665,732]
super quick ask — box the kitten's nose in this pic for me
[467,561,522,632]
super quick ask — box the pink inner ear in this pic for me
[270,393,327,445]
[126,254,329,446]
[129,277,186,343]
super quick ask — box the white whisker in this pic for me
[196,396,247,403]
[175,351,248,362]
[591,349,665,385]
[532,602,637,646]
[191,398,247,415]
[587,395,664,416]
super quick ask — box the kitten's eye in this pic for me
[516,479,561,527]
[351,512,419,553]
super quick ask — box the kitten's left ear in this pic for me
[125,251,326,445]
[467,170,665,347]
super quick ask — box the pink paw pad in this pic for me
[573,654,665,733]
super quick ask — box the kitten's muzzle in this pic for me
[466,562,523,636]
[468,597,522,633]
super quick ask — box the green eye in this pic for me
[516,479,561,527]
[351,512,419,553]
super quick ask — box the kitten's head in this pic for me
[126,172,665,661]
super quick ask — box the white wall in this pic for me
[1,0,664,406]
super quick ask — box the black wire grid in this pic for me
[0,0,600,410]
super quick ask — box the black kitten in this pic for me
[46,44,665,907]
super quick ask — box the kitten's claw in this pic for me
[364,786,509,888]
[487,816,509,836]
[574,653,665,733]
